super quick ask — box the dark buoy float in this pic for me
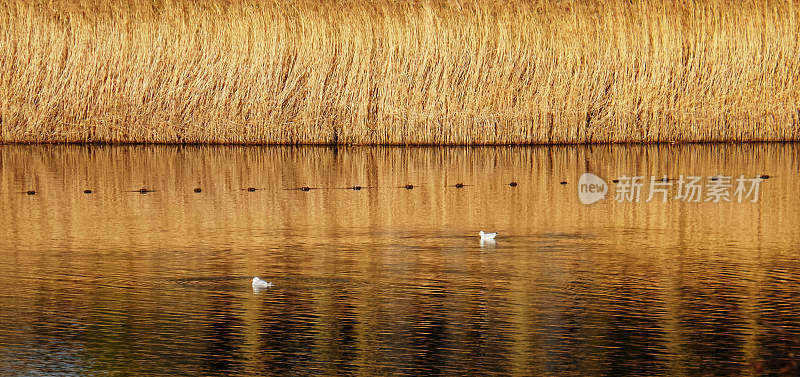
[300,186,311,192]
[352,185,362,190]
[83,189,92,194]
[127,188,153,193]
[26,190,36,195]
[405,184,414,190]
[509,181,518,187]
[454,183,465,188]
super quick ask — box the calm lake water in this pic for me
[1,144,799,376]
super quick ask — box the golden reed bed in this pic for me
[1,0,799,144]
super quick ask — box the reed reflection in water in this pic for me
[0,144,799,376]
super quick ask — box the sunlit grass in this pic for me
[1,0,799,144]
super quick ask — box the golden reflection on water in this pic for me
[0,144,799,375]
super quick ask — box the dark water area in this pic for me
[0,144,799,376]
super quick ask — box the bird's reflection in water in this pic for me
[480,239,497,248]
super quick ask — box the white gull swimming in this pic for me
[252,277,274,289]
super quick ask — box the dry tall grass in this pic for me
[1,0,799,144]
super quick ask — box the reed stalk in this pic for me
[1,0,799,144]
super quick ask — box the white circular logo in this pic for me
[578,173,608,205]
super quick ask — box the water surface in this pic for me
[1,144,799,376]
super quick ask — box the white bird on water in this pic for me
[479,230,498,240]
[252,277,274,289]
